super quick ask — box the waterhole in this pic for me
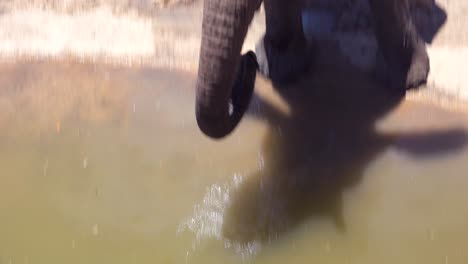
[1,60,468,264]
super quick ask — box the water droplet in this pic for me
[133,103,136,113]
[277,126,283,137]
[428,228,436,241]
[228,102,234,115]
[325,240,332,252]
[92,224,99,236]
[43,159,49,176]
[257,151,265,170]
[445,255,449,264]
[56,121,61,133]
[83,157,88,169]
[72,239,76,249]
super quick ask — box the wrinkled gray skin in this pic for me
[195,0,429,139]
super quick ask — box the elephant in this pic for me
[195,0,430,139]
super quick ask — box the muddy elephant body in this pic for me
[195,0,430,139]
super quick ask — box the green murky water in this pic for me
[1,61,468,264]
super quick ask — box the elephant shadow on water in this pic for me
[220,63,468,245]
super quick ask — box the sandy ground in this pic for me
[0,0,196,13]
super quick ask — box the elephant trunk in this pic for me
[195,0,260,139]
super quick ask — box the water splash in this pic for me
[177,173,262,257]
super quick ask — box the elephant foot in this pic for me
[255,35,313,86]
[375,37,430,93]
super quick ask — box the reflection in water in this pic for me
[182,63,468,262]
[223,65,467,245]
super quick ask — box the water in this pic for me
[0,60,266,264]
[1,1,468,263]
[0,59,468,264]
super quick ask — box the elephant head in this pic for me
[195,0,262,139]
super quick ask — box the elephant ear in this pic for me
[230,51,258,122]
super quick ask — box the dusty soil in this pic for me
[0,0,197,14]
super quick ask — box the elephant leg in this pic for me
[369,0,429,92]
[256,0,313,85]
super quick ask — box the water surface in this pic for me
[1,61,468,264]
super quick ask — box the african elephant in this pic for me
[195,0,430,139]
